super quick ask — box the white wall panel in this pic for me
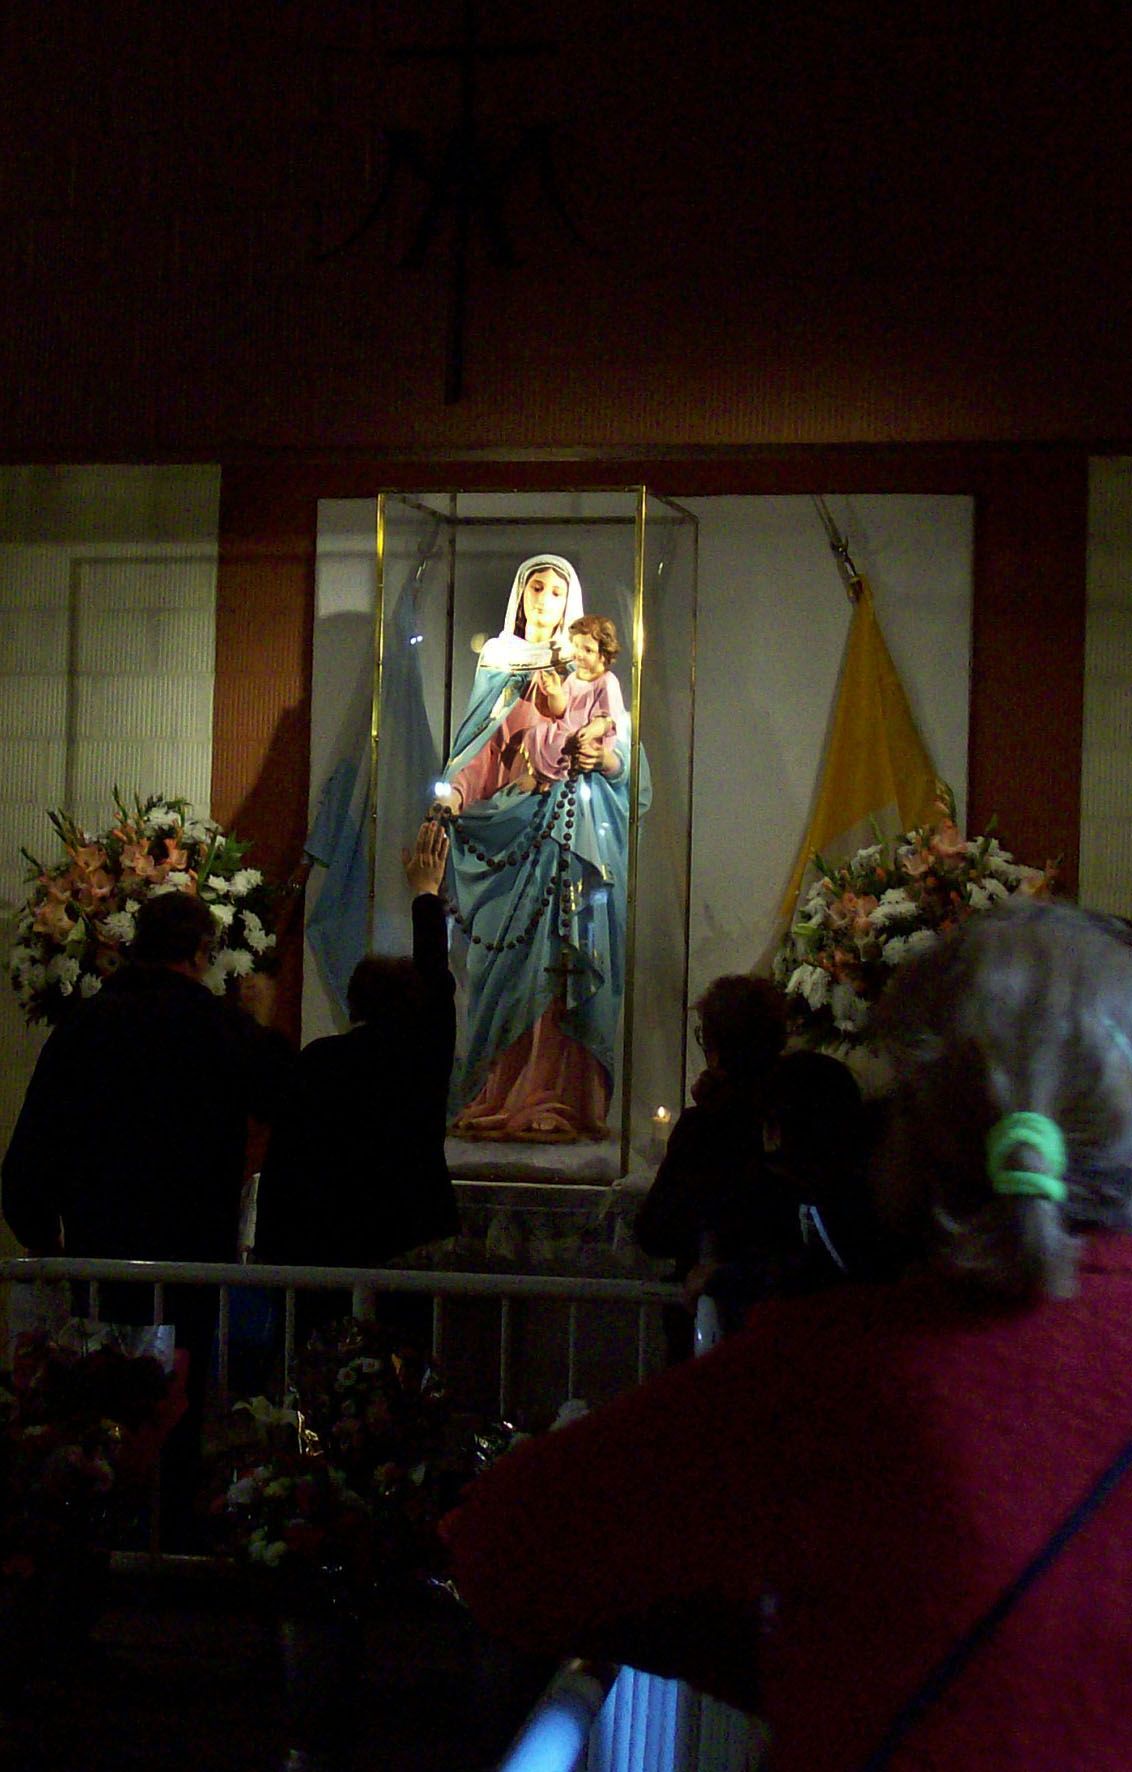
[0,466,220,1248]
[73,675,214,739]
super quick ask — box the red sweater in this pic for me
[447,1234,1132,1771]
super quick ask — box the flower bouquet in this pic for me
[0,1322,185,1668]
[211,1319,517,1599]
[9,790,277,1025]
[216,1449,377,1585]
[772,785,1057,1047]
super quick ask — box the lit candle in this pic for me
[650,1105,672,1163]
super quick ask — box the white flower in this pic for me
[209,902,235,929]
[200,964,226,995]
[103,908,137,942]
[221,947,253,976]
[164,870,194,889]
[831,982,871,1032]
[147,808,179,832]
[881,935,910,966]
[79,973,102,998]
[240,911,271,953]
[853,844,884,867]
[985,857,1028,884]
[787,963,831,1010]
[869,888,917,927]
[229,868,263,897]
[183,820,212,844]
[207,874,230,894]
[248,1536,288,1568]
[46,954,80,984]
[967,878,1010,911]
[905,928,940,956]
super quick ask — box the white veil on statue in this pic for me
[478,554,585,672]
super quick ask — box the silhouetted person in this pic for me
[255,820,459,1339]
[3,886,292,1542]
[636,973,793,1358]
[693,1049,899,1330]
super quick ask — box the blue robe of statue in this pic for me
[443,661,649,1132]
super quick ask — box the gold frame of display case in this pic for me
[337,487,698,1184]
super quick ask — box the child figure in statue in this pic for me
[530,614,625,782]
[439,557,640,1144]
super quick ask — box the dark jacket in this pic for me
[2,964,292,1260]
[254,892,459,1267]
[635,1068,797,1279]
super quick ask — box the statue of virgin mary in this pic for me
[439,554,645,1142]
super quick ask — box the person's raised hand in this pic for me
[402,818,450,896]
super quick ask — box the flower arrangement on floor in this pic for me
[772,784,1057,1047]
[210,1319,517,1599]
[9,790,277,1025]
[0,1322,185,1586]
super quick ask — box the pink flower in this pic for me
[898,844,933,879]
[119,842,159,880]
[826,891,878,940]
[33,888,76,943]
[72,842,110,877]
[1016,862,1057,899]
[161,834,190,872]
[929,820,967,864]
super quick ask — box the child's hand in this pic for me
[536,668,567,715]
[577,716,611,748]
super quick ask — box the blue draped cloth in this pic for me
[306,554,441,1016]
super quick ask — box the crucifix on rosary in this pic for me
[315,0,584,402]
[544,943,589,1004]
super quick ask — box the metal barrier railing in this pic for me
[495,1660,619,1772]
[0,1255,679,1418]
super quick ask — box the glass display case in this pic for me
[306,488,697,1185]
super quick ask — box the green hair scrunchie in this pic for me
[985,1111,1068,1205]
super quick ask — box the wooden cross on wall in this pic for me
[315,0,583,403]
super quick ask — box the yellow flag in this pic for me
[778,579,940,925]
